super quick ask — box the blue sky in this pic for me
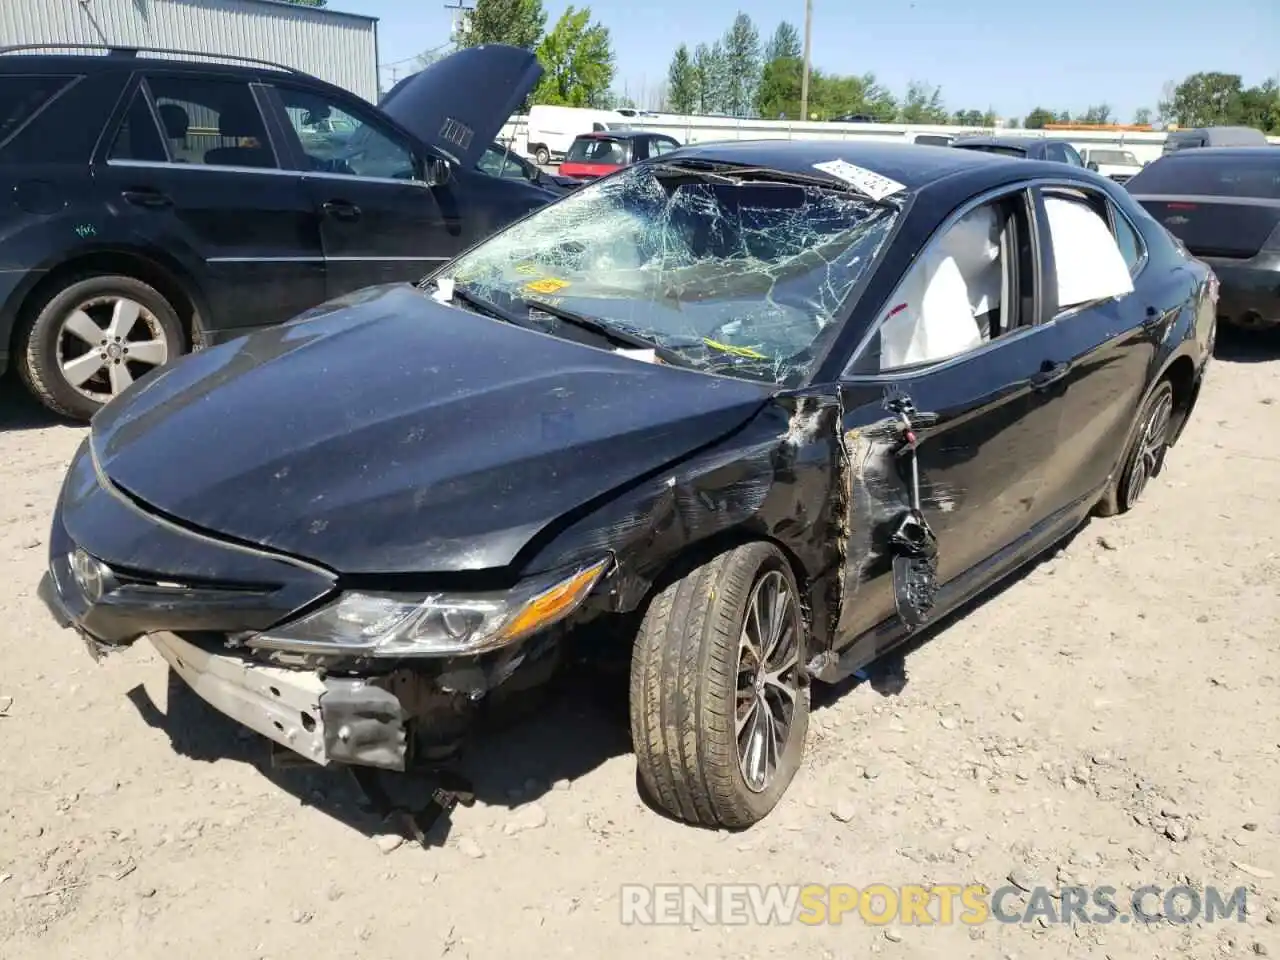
[355,0,1278,121]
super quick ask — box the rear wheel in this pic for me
[532,144,551,167]
[630,541,809,829]
[1095,379,1175,517]
[17,274,185,421]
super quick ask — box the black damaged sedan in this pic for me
[40,140,1215,829]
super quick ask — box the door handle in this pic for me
[322,200,361,221]
[1030,360,1070,391]
[121,189,171,209]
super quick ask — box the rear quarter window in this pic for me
[0,75,77,148]
[1126,155,1280,199]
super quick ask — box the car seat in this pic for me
[203,103,275,168]
[156,104,191,162]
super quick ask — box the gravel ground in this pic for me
[1,329,1278,960]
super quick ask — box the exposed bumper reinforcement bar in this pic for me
[149,632,408,770]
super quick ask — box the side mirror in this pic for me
[422,156,454,186]
[1087,161,1098,171]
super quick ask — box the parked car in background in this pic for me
[0,43,557,421]
[909,133,955,147]
[1079,147,1143,183]
[525,104,631,166]
[557,130,681,182]
[951,135,1085,165]
[1127,147,1280,331]
[40,140,1212,832]
[1161,126,1269,156]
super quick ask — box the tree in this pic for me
[455,0,546,49]
[1132,106,1153,126]
[666,44,698,115]
[692,42,727,114]
[1160,72,1244,128]
[1023,106,1056,129]
[720,13,761,116]
[1237,78,1280,133]
[531,6,615,108]
[1076,103,1113,124]
[898,81,947,124]
[762,20,801,63]
[755,54,803,118]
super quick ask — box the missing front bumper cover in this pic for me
[150,632,410,771]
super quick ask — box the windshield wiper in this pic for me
[423,280,527,327]
[517,298,695,368]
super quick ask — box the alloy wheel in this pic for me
[1124,391,1173,508]
[735,570,802,793]
[56,296,170,403]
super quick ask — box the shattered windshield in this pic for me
[434,162,900,385]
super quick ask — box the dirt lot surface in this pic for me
[1,332,1278,960]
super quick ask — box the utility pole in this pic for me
[799,0,812,121]
[444,0,474,45]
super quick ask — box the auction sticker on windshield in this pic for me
[526,277,569,295]
[812,160,906,201]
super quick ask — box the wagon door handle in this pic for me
[1030,360,1070,391]
[121,188,171,208]
[322,200,361,222]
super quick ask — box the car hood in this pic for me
[379,45,542,168]
[89,285,773,575]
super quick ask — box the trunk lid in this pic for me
[89,285,772,575]
[378,45,542,169]
[1133,196,1280,259]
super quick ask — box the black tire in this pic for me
[16,274,186,422]
[532,144,551,167]
[1094,379,1175,517]
[629,541,810,829]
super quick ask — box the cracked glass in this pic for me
[432,162,900,386]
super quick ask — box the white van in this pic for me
[526,105,631,166]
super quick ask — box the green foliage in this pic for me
[897,81,948,124]
[1156,72,1279,132]
[719,12,760,116]
[531,6,616,108]
[666,44,698,115]
[455,0,547,49]
[762,21,801,63]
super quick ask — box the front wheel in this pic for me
[629,541,810,829]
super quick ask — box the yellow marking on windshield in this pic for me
[514,263,540,275]
[703,338,767,359]
[526,277,569,295]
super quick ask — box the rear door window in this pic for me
[566,137,627,164]
[143,74,276,168]
[107,87,169,163]
[1042,193,1135,313]
[0,75,77,148]
[1126,154,1280,199]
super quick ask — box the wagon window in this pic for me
[847,191,1036,375]
[1043,193,1134,313]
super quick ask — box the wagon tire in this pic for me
[629,541,810,829]
[17,274,185,422]
[1094,379,1175,517]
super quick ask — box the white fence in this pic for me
[498,115,1280,166]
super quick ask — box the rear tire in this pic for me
[629,541,810,829]
[17,274,185,422]
[532,144,551,167]
[1094,379,1175,517]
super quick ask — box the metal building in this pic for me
[0,0,379,101]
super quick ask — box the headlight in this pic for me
[250,557,611,658]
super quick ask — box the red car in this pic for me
[557,130,681,181]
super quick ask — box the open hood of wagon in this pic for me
[379,45,542,168]
[89,285,771,575]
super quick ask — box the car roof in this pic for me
[1160,146,1279,160]
[575,130,658,141]
[663,138,1018,190]
[0,47,313,86]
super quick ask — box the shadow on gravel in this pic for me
[0,377,75,433]
[1213,325,1280,364]
[812,522,1089,713]
[123,659,634,846]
